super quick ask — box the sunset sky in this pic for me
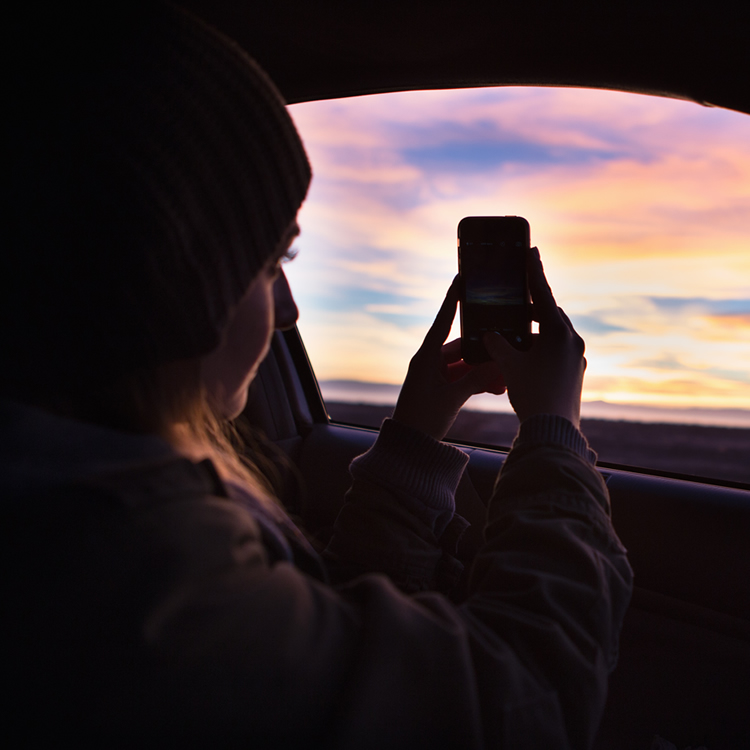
[285,87,750,414]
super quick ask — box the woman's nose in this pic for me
[273,270,299,330]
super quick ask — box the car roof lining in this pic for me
[181,0,750,115]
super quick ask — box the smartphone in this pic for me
[458,216,532,364]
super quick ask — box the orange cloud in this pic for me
[703,313,750,330]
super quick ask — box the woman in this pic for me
[2,3,632,747]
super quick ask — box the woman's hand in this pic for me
[393,278,505,441]
[483,247,586,428]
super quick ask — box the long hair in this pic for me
[131,359,288,512]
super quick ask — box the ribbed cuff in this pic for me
[513,414,597,465]
[350,418,469,511]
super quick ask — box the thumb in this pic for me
[451,360,506,402]
[483,331,521,366]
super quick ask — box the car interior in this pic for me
[16,1,750,747]
[180,2,750,748]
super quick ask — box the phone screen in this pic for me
[459,216,531,363]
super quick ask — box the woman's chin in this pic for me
[224,391,249,420]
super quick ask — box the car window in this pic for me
[286,88,750,485]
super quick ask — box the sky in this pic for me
[284,87,750,415]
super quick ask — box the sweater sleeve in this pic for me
[323,418,470,592]
[322,413,632,748]
[457,413,633,749]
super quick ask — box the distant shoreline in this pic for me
[325,401,750,485]
[319,380,750,429]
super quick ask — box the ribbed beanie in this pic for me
[4,2,311,392]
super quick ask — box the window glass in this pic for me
[286,88,750,484]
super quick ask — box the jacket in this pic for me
[1,398,632,748]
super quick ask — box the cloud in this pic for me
[705,313,750,330]
[401,135,631,175]
[648,297,750,315]
[636,297,750,342]
[570,313,632,335]
[295,309,429,384]
[629,352,750,384]
[631,353,691,371]
[583,372,750,408]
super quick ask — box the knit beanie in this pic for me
[3,2,311,393]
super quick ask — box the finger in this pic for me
[446,356,506,391]
[445,359,474,384]
[422,276,460,350]
[483,330,521,365]
[452,360,506,401]
[526,247,560,326]
[487,377,507,396]
[557,307,578,334]
[481,365,507,395]
[442,339,461,364]
[558,308,586,357]
[440,338,463,365]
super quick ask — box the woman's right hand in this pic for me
[483,247,586,428]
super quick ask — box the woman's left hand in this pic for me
[392,278,505,441]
